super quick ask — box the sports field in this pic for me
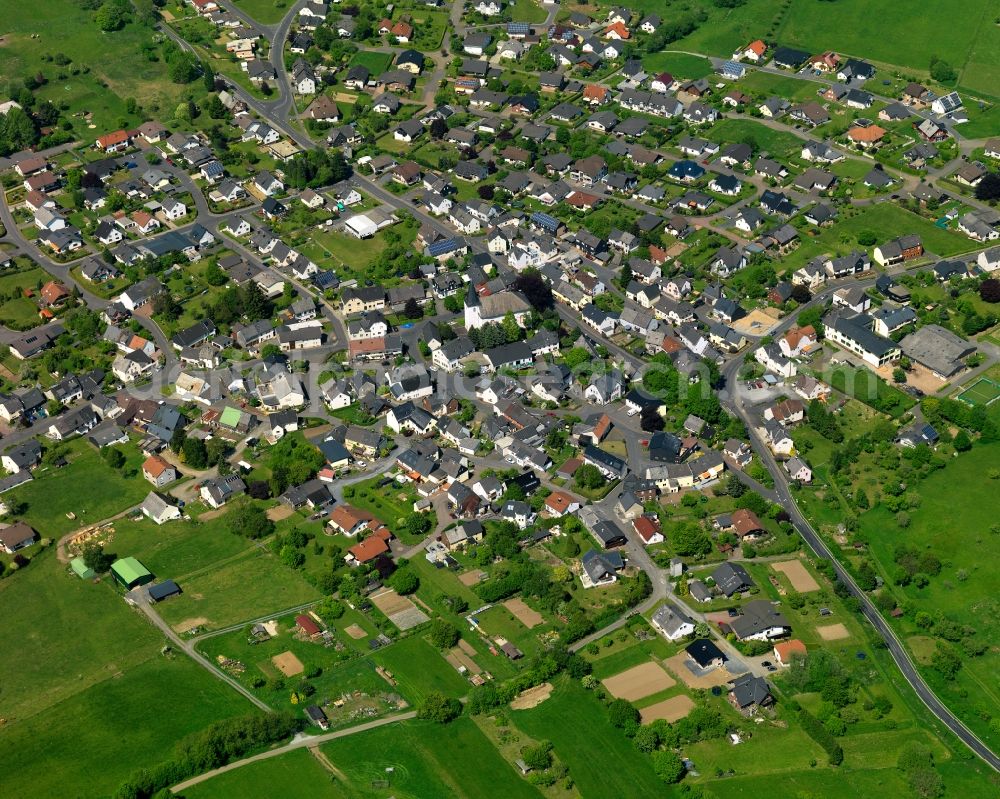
[957,377,1000,406]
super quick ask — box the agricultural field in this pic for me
[775,0,997,91]
[0,550,253,799]
[0,0,186,136]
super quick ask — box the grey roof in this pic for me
[730,672,772,708]
[651,602,693,637]
[899,324,975,377]
[724,599,790,639]
[711,562,754,596]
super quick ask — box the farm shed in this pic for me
[110,557,154,589]
[70,557,96,580]
[148,580,181,602]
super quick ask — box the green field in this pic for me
[859,441,1000,752]
[369,636,470,703]
[0,0,186,136]
[776,0,998,94]
[511,677,664,796]
[0,262,48,330]
[784,203,978,272]
[687,721,824,775]
[0,550,253,798]
[186,718,547,799]
[509,0,548,24]
[0,656,253,799]
[735,70,821,103]
[323,718,543,798]
[230,0,292,25]
[182,748,346,799]
[109,514,256,580]
[0,550,165,721]
[824,365,916,418]
[350,51,394,75]
[643,52,714,80]
[157,549,322,632]
[9,439,152,536]
[705,118,805,162]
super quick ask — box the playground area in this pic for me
[956,377,1000,407]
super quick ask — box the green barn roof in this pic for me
[110,557,152,587]
[219,406,243,428]
[70,557,96,580]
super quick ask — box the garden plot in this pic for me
[772,560,820,592]
[370,588,430,631]
[344,624,367,640]
[602,662,676,702]
[458,569,486,586]
[640,695,695,724]
[504,597,544,629]
[272,651,304,677]
[817,623,850,641]
[510,682,553,710]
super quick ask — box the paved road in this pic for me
[170,710,418,792]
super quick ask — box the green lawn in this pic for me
[0,549,165,721]
[735,71,820,103]
[643,52,714,80]
[9,439,152,536]
[108,514,256,580]
[341,476,422,539]
[473,603,550,660]
[350,51,394,75]
[509,0,548,23]
[230,0,291,25]
[157,548,321,632]
[0,0,186,136]
[0,656,254,799]
[370,636,470,704]
[392,8,449,53]
[824,365,916,418]
[705,118,805,162]
[783,203,978,272]
[0,262,48,330]
[585,633,677,680]
[511,677,664,796]
[322,717,544,799]
[859,441,1000,752]
[182,748,347,799]
[686,720,824,776]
